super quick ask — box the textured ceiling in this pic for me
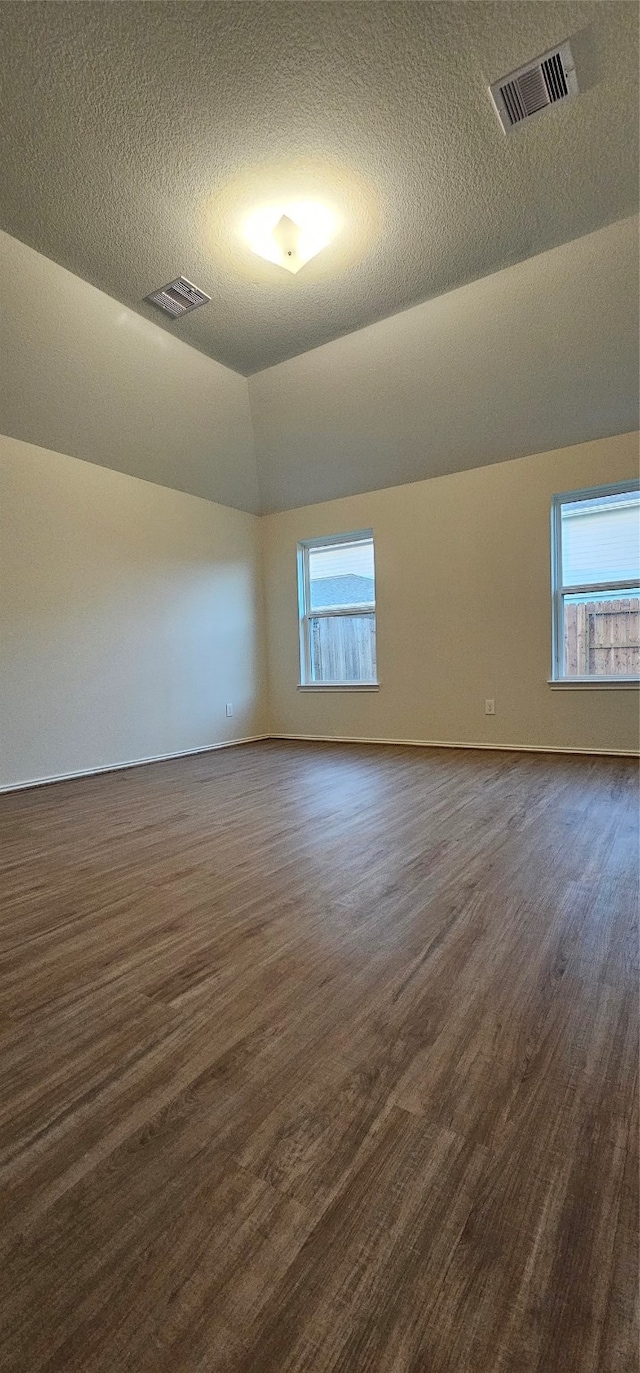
[0,1,637,375]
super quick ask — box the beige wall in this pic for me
[0,231,259,513]
[2,432,637,788]
[261,432,640,755]
[249,216,639,513]
[0,436,267,789]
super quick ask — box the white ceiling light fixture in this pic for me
[244,201,337,274]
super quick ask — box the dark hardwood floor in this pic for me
[0,740,637,1372]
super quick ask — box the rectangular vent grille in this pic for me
[145,277,210,318]
[490,40,578,132]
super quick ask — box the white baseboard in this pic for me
[0,735,270,794]
[269,733,639,759]
[3,730,636,793]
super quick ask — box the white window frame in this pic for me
[550,479,640,688]
[297,530,379,690]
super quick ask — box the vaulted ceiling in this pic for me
[1,1,638,376]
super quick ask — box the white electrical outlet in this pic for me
[225,703,233,718]
[485,699,495,715]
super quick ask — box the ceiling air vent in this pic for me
[490,40,578,132]
[145,277,210,318]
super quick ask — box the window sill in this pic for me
[297,683,380,692]
[548,678,640,690]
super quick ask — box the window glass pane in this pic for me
[308,538,375,610]
[309,613,376,683]
[561,492,640,587]
[562,589,640,677]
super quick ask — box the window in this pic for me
[551,482,640,682]
[297,531,378,687]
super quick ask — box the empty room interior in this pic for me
[1,3,639,1371]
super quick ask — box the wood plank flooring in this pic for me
[0,740,637,1372]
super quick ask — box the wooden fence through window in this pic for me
[311,613,376,682]
[564,598,640,676]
